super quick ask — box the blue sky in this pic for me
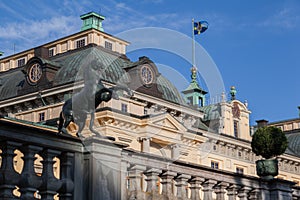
[1,0,300,125]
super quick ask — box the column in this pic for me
[249,188,260,200]
[214,182,228,200]
[84,138,126,200]
[227,184,240,200]
[127,165,146,200]
[269,180,294,200]
[160,171,177,196]
[189,177,204,200]
[0,141,21,200]
[144,168,162,193]
[202,179,217,200]
[139,137,151,153]
[238,186,252,200]
[39,149,62,200]
[175,174,191,200]
[19,145,43,200]
[171,144,181,160]
[58,152,75,200]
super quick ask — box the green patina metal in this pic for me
[182,66,207,107]
[0,45,188,105]
[52,46,131,85]
[156,75,186,105]
[80,12,105,32]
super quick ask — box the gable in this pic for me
[149,113,187,132]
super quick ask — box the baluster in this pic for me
[144,168,162,193]
[214,182,229,200]
[19,145,43,200]
[227,184,240,200]
[160,171,177,196]
[58,152,74,200]
[202,179,217,200]
[175,174,191,200]
[0,141,21,199]
[237,186,252,200]
[38,149,62,200]
[292,187,300,200]
[127,165,146,200]
[189,177,204,200]
[249,188,259,200]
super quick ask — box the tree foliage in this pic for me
[251,126,288,159]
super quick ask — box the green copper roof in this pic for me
[0,70,24,101]
[182,67,207,94]
[80,12,105,32]
[157,75,187,105]
[52,46,131,85]
[0,45,188,106]
[200,103,221,121]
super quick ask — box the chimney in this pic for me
[298,106,300,118]
[256,119,269,128]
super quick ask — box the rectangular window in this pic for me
[105,41,113,50]
[236,167,244,174]
[211,161,219,169]
[76,38,86,48]
[121,103,128,113]
[234,120,239,138]
[187,96,193,105]
[49,48,55,57]
[38,112,45,122]
[17,58,26,67]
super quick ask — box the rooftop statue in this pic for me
[58,60,133,138]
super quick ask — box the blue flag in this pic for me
[194,21,208,35]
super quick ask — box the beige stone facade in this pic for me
[1,12,300,199]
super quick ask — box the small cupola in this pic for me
[182,66,207,107]
[80,11,105,32]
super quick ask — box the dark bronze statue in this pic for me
[58,60,133,138]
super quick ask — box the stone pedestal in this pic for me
[83,137,125,200]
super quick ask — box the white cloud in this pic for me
[0,15,80,56]
[259,7,300,30]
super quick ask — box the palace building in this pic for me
[0,12,300,199]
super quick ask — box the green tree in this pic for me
[251,126,288,159]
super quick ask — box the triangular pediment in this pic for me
[149,113,187,132]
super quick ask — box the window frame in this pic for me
[234,120,239,138]
[105,41,113,50]
[38,112,45,122]
[17,57,26,67]
[75,37,87,49]
[236,167,244,174]
[211,161,219,169]
[48,47,55,57]
[121,103,128,113]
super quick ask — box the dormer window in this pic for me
[17,58,26,67]
[49,48,55,57]
[75,37,86,49]
[105,41,112,50]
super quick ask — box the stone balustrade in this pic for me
[123,149,300,200]
[0,118,83,199]
[1,117,300,200]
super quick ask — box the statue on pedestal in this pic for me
[58,60,133,138]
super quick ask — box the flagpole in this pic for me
[192,18,196,68]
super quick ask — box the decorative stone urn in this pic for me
[256,159,278,180]
[251,126,288,180]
